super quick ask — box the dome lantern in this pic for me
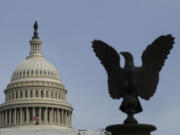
[28,21,42,58]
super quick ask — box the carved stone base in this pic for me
[106,124,156,135]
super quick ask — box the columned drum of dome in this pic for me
[0,22,73,128]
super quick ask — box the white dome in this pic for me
[11,56,61,83]
[10,38,62,84]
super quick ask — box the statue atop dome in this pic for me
[32,21,39,39]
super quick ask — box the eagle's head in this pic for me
[120,52,134,68]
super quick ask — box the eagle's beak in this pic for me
[120,52,126,56]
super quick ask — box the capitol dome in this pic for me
[11,53,61,83]
[0,22,73,128]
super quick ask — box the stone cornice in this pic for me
[5,80,67,94]
[0,101,73,111]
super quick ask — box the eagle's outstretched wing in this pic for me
[136,34,175,100]
[92,40,125,99]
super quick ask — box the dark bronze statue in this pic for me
[92,35,174,124]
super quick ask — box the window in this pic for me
[55,92,57,99]
[16,91,18,99]
[46,91,48,98]
[51,91,53,98]
[20,91,23,98]
[9,93,11,100]
[30,90,33,97]
[36,90,38,97]
[31,70,33,74]
[59,93,61,99]
[6,94,9,100]
[25,90,28,98]
[41,90,43,98]
[12,92,14,99]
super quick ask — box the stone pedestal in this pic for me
[106,124,156,135]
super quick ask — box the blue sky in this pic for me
[0,0,179,135]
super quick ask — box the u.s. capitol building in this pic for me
[0,22,106,135]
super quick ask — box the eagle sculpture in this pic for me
[92,35,174,124]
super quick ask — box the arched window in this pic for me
[31,70,34,74]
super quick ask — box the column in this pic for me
[62,109,64,125]
[56,109,58,124]
[14,109,16,125]
[26,107,29,124]
[66,111,68,126]
[1,111,2,127]
[51,108,54,123]
[39,107,41,123]
[2,111,3,126]
[48,108,51,123]
[1,111,4,127]
[33,107,35,123]
[20,108,22,124]
[45,107,47,123]
[63,110,66,126]
[57,109,59,124]
[54,109,56,124]
[0,112,1,127]
[18,91,20,99]
[5,110,7,126]
[3,111,5,126]
[65,110,67,126]
[59,109,61,125]
[23,90,25,98]
[70,112,72,127]
[9,109,11,125]
[33,90,35,98]
[67,111,69,126]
